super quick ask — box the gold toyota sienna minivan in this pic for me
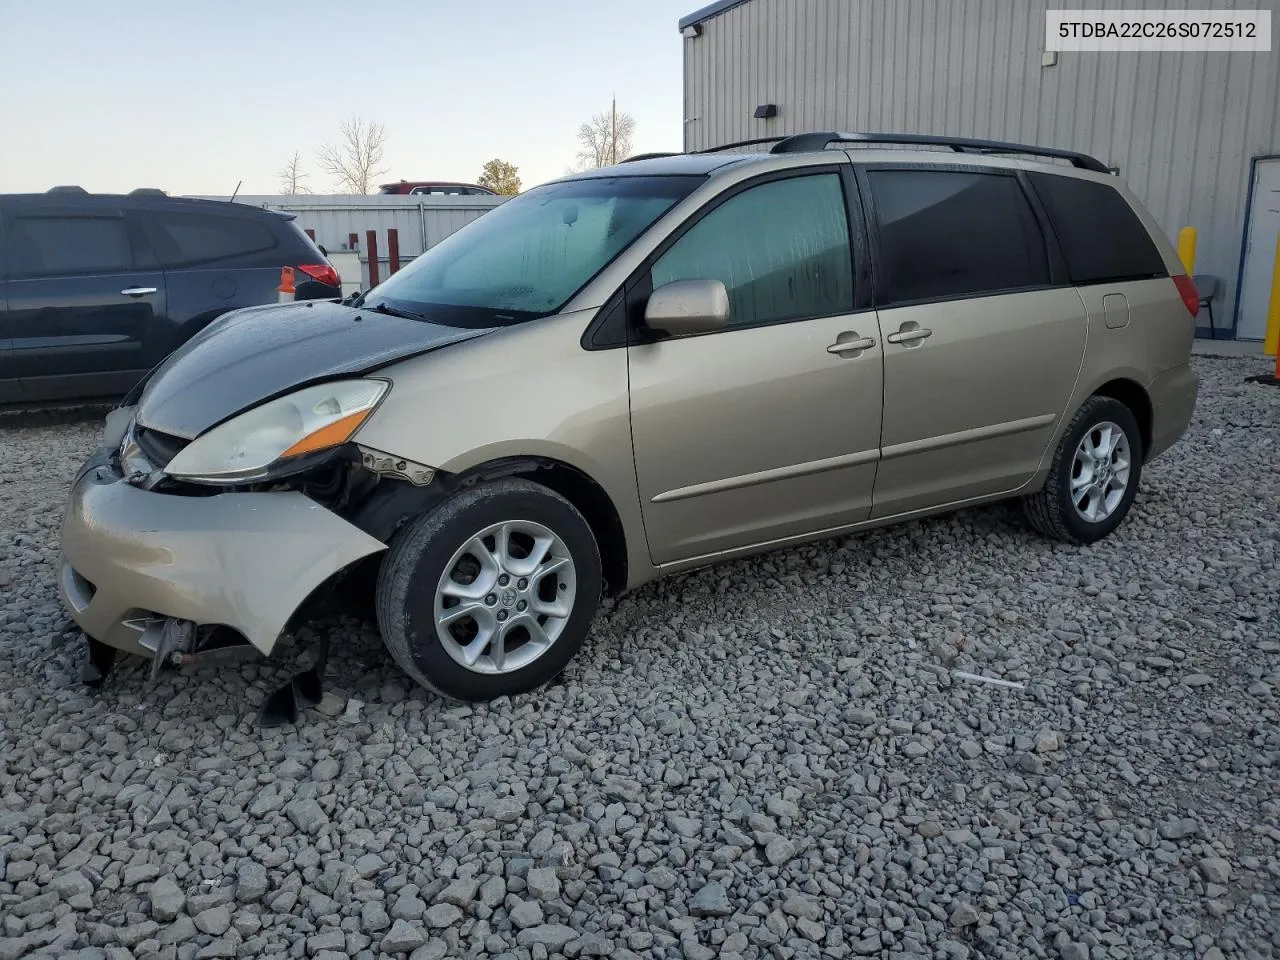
[59,132,1200,704]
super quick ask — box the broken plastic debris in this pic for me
[951,670,1026,690]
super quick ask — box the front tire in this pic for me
[1023,396,1144,545]
[376,479,602,701]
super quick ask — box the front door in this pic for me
[1237,158,1280,341]
[628,170,883,564]
[860,166,1087,518]
[3,208,166,401]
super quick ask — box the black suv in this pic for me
[0,187,341,403]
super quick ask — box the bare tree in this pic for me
[277,151,311,195]
[575,99,635,169]
[316,116,389,194]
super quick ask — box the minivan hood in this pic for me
[136,301,491,438]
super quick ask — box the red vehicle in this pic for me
[377,181,497,197]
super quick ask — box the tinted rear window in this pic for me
[145,211,277,266]
[9,216,133,276]
[867,169,1049,304]
[1029,173,1167,284]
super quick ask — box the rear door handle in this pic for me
[120,287,157,297]
[826,334,876,356]
[886,326,932,345]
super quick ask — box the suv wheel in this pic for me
[1023,396,1144,545]
[376,479,602,701]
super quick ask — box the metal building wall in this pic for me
[682,0,1280,334]
[193,194,507,287]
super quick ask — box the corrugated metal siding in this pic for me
[683,0,1280,334]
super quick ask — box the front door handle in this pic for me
[826,334,876,356]
[120,286,157,298]
[886,325,933,345]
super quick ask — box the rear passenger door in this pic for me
[861,165,1087,518]
[139,208,285,362]
[2,205,167,401]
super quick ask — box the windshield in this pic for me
[365,174,703,327]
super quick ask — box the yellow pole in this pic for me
[1177,226,1197,274]
[1265,230,1280,358]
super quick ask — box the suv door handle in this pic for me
[886,325,932,345]
[120,287,157,297]
[826,334,876,355]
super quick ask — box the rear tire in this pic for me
[376,479,601,701]
[1023,396,1143,545]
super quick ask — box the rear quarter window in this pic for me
[144,210,278,267]
[1029,173,1167,285]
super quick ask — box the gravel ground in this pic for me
[1,356,1277,960]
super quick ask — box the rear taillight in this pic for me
[1172,274,1199,318]
[298,263,340,288]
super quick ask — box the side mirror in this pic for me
[643,278,730,338]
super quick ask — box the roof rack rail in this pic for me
[620,152,683,163]
[129,187,167,197]
[693,136,788,154]
[767,132,1111,172]
[47,185,88,194]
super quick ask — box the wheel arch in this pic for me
[456,456,629,598]
[1091,377,1153,456]
[348,455,630,598]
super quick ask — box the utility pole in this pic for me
[611,96,617,165]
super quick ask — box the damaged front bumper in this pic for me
[59,448,387,659]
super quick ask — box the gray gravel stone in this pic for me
[308,930,345,952]
[285,798,328,835]
[409,941,449,960]
[235,862,268,903]
[361,902,391,932]
[484,797,524,823]
[1199,857,1232,883]
[382,919,426,953]
[666,813,701,838]
[509,898,544,929]
[515,925,578,951]
[149,877,185,921]
[689,883,732,917]
[1158,817,1199,840]
[763,837,797,865]
[193,906,230,936]
[478,876,506,909]
[423,903,461,929]
[354,852,384,878]
[781,894,821,921]
[525,866,560,902]
[0,358,1276,960]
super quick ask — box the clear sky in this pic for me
[0,0,696,196]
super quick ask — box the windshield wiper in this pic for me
[369,301,432,323]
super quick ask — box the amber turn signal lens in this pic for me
[280,409,371,458]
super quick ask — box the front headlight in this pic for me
[163,379,388,484]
